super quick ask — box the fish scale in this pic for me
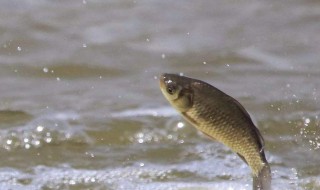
[160,73,271,190]
[184,97,265,176]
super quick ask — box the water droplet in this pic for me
[45,137,52,143]
[43,68,48,73]
[33,140,40,146]
[56,77,61,81]
[146,38,150,42]
[82,0,87,4]
[139,163,145,167]
[6,139,12,145]
[305,118,310,124]
[203,61,207,65]
[304,118,311,126]
[36,125,44,132]
[177,122,185,128]
[25,144,31,149]
[17,46,21,51]
[82,43,87,48]
[137,133,144,138]
[161,53,166,59]
[69,180,76,185]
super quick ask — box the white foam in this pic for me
[111,107,178,118]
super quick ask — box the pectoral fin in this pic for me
[200,131,217,141]
[237,153,248,165]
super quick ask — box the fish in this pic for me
[159,73,271,190]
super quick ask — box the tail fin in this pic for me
[253,163,271,190]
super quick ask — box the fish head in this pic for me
[159,73,194,112]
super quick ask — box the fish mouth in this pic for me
[159,73,168,89]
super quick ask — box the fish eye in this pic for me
[166,85,176,95]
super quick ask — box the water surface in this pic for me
[0,0,320,189]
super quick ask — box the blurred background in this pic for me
[0,0,320,189]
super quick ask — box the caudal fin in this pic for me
[253,163,271,190]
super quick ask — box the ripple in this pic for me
[111,106,178,118]
[0,111,91,151]
[0,64,126,79]
[0,164,300,190]
[0,110,33,128]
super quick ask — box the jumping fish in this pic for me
[159,73,271,190]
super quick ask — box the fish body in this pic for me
[159,73,271,190]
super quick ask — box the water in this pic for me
[0,0,320,189]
